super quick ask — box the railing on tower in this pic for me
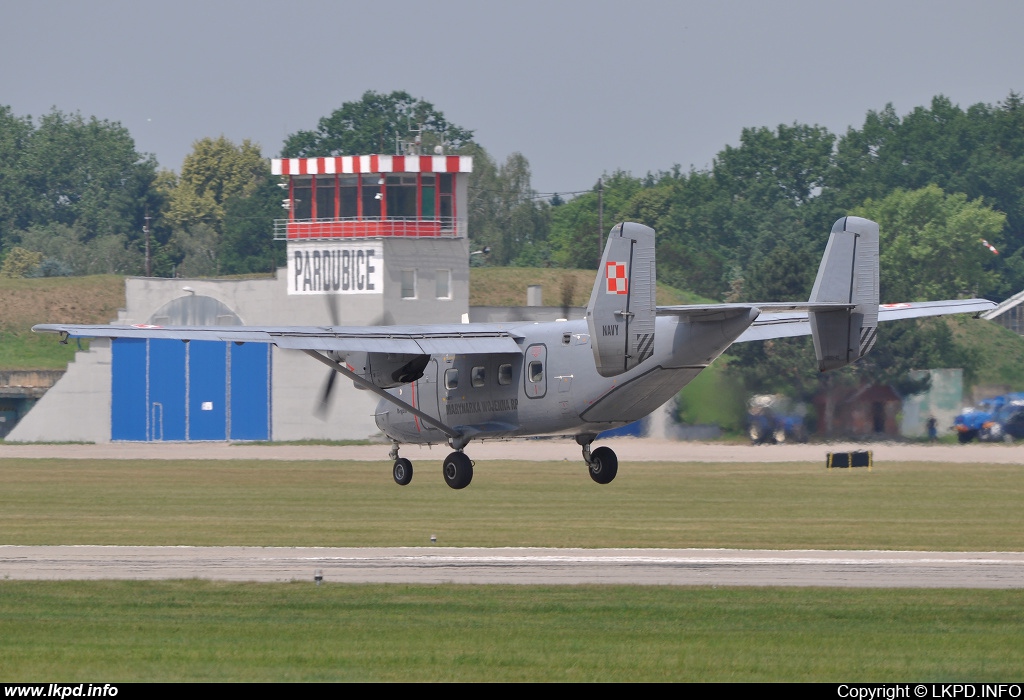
[274,216,465,241]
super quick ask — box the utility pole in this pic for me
[597,177,604,258]
[144,210,151,277]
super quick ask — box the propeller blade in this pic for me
[315,295,343,418]
[313,306,390,419]
[315,369,338,418]
[326,291,340,327]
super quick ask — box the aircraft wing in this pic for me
[31,323,524,355]
[731,298,997,343]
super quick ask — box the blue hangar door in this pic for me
[111,339,271,441]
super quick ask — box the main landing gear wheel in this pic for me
[587,445,618,485]
[393,458,413,486]
[443,451,474,490]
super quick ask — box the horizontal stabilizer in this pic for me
[733,298,996,343]
[657,302,854,320]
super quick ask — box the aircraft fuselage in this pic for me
[374,309,758,445]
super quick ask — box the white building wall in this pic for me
[8,339,112,442]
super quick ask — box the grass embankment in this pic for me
[948,314,1024,389]
[1,458,1021,549]
[1,582,1020,682]
[0,275,124,370]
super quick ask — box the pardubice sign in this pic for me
[288,241,383,295]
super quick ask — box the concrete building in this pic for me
[981,289,1024,335]
[10,154,473,443]
[900,368,964,438]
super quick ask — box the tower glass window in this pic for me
[362,175,381,219]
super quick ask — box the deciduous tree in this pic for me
[166,136,266,232]
[282,90,473,157]
[853,185,1004,302]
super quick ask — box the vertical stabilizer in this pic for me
[808,216,880,371]
[586,222,657,377]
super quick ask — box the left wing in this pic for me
[31,322,523,355]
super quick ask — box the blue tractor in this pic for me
[954,393,1024,443]
[746,394,808,444]
[977,396,1024,442]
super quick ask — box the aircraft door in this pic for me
[412,359,442,433]
[524,344,547,398]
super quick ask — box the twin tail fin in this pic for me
[808,216,880,371]
[586,222,657,377]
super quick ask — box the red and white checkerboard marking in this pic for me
[606,261,628,294]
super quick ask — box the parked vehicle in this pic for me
[978,400,1024,442]
[746,395,808,444]
[954,393,1024,443]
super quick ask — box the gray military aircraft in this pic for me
[35,216,994,489]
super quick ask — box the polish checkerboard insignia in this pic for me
[605,261,628,294]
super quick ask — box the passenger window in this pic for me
[498,364,513,385]
[528,361,543,383]
[444,368,459,390]
[471,366,485,388]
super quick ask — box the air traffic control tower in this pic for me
[10,153,474,444]
[273,152,473,325]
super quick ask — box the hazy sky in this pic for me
[3,0,1022,195]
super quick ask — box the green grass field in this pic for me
[1,458,1022,550]
[1,457,1022,681]
[1,582,1021,682]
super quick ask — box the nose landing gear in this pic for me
[390,442,414,486]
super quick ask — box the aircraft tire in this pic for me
[443,451,473,490]
[957,430,976,444]
[588,446,618,485]
[393,458,413,486]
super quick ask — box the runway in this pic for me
[3,437,1024,463]
[2,546,1023,588]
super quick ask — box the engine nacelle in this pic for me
[344,352,430,389]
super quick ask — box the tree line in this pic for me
[2,90,1022,402]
